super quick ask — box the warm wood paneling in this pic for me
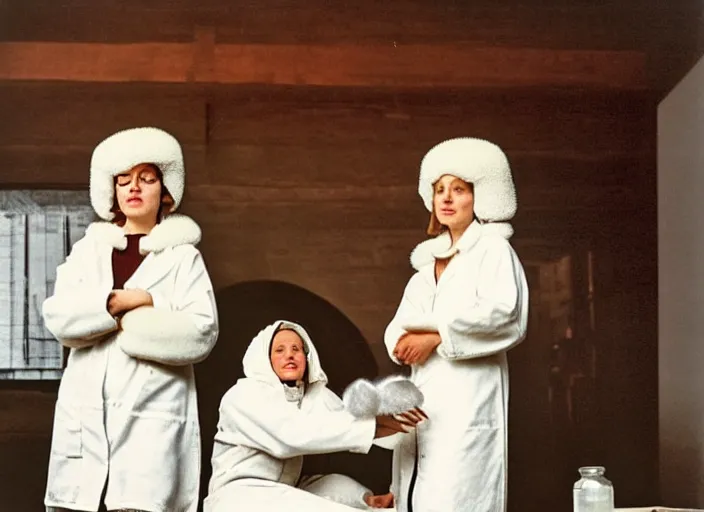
[1,0,698,94]
[0,84,207,146]
[207,89,655,154]
[0,1,689,52]
[0,41,647,89]
[1,0,700,101]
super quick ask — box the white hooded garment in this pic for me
[204,320,381,512]
[42,214,219,512]
[384,221,529,512]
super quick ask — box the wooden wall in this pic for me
[1,0,701,510]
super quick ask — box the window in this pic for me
[0,190,94,380]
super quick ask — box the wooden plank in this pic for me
[0,391,55,436]
[0,83,655,153]
[513,208,656,242]
[0,41,646,89]
[0,85,207,146]
[0,2,197,43]
[213,3,660,49]
[0,147,89,187]
[211,44,647,89]
[185,194,428,231]
[202,228,420,272]
[195,226,417,285]
[0,42,195,82]
[190,181,654,212]
[198,238,413,313]
[207,90,655,153]
[0,1,691,56]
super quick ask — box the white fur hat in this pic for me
[90,127,185,220]
[418,137,517,222]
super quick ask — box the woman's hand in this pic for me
[107,289,153,317]
[365,492,394,508]
[374,408,427,439]
[393,332,441,365]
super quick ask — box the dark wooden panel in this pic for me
[0,84,657,154]
[200,228,420,274]
[186,190,427,231]
[206,144,425,187]
[207,90,655,154]
[195,228,412,288]
[211,44,647,89]
[0,1,699,95]
[212,3,660,49]
[0,2,198,43]
[0,41,195,83]
[0,146,89,187]
[513,207,656,242]
[0,391,55,436]
[0,41,646,89]
[0,0,695,59]
[0,84,207,147]
[184,181,653,234]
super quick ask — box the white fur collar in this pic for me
[409,221,514,271]
[84,213,201,254]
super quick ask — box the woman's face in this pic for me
[270,329,307,382]
[432,174,475,234]
[114,163,163,222]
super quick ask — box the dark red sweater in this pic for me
[112,234,146,289]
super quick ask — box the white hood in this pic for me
[242,320,328,387]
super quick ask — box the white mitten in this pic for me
[375,376,424,416]
[342,378,381,419]
[342,375,424,418]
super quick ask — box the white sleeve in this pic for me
[383,274,427,365]
[117,247,219,365]
[42,238,117,348]
[216,384,376,460]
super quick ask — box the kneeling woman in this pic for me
[204,320,422,511]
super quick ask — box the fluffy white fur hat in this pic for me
[418,137,517,222]
[90,127,185,220]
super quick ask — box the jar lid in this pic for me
[578,466,606,476]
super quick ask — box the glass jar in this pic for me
[573,466,614,512]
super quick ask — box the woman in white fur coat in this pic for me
[204,320,423,512]
[42,127,219,512]
[383,138,529,512]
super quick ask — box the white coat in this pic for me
[42,214,219,512]
[384,221,529,512]
[204,320,380,512]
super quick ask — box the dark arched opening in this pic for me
[195,280,391,509]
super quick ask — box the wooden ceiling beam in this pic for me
[0,39,646,89]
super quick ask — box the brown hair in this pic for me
[110,164,175,226]
[426,206,448,237]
